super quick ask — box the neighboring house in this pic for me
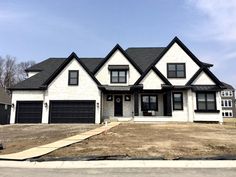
[221,82,236,118]
[0,87,11,124]
[9,37,225,124]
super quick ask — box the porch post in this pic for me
[134,92,139,116]
[166,90,172,116]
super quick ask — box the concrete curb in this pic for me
[0,160,236,169]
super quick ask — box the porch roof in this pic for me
[98,85,143,92]
[191,85,222,91]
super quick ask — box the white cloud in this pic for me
[186,0,236,42]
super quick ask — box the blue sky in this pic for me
[0,0,235,87]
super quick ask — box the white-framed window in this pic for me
[222,110,233,117]
[221,90,233,97]
[221,99,232,107]
[221,91,225,97]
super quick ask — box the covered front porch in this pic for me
[99,85,173,121]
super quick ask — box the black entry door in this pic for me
[114,95,123,116]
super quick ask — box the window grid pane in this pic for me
[69,71,78,85]
[167,63,185,78]
[197,93,216,111]
[111,71,126,83]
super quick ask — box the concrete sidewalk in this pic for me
[0,160,236,169]
[0,122,120,161]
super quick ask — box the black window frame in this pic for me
[173,92,183,110]
[167,63,186,78]
[141,95,158,111]
[196,92,217,112]
[110,70,127,83]
[68,70,79,86]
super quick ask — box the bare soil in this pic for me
[0,124,100,154]
[42,123,236,160]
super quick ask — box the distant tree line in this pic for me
[0,55,35,88]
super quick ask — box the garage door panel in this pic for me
[49,101,95,123]
[16,101,43,123]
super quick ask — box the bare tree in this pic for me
[0,57,4,87]
[0,55,35,88]
[16,61,35,82]
[3,55,16,88]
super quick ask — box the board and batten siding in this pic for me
[155,43,200,85]
[95,50,141,86]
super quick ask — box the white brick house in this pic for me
[9,37,225,124]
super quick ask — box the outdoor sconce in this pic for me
[11,103,14,108]
[97,102,99,108]
[44,102,48,108]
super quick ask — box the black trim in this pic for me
[42,52,101,88]
[108,65,129,70]
[93,44,143,75]
[141,95,158,111]
[194,110,220,113]
[172,92,183,110]
[196,92,217,111]
[135,36,223,89]
[167,63,186,78]
[110,70,127,83]
[186,67,224,87]
[134,92,139,116]
[68,70,79,86]
[135,66,172,85]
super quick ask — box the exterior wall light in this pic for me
[44,102,48,108]
[97,102,99,108]
[11,103,14,108]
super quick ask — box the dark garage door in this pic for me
[49,101,95,123]
[16,101,43,123]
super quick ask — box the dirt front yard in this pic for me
[0,124,100,155]
[42,123,236,160]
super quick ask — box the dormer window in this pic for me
[167,63,186,78]
[111,70,127,83]
[68,70,79,85]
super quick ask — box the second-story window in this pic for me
[167,63,186,78]
[68,70,79,85]
[111,70,127,83]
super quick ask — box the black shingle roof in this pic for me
[9,45,216,90]
[125,47,165,72]
[221,82,234,90]
[10,57,103,90]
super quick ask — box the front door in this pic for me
[114,95,123,116]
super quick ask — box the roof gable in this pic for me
[93,44,142,75]
[186,67,224,87]
[135,66,171,86]
[42,52,101,88]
